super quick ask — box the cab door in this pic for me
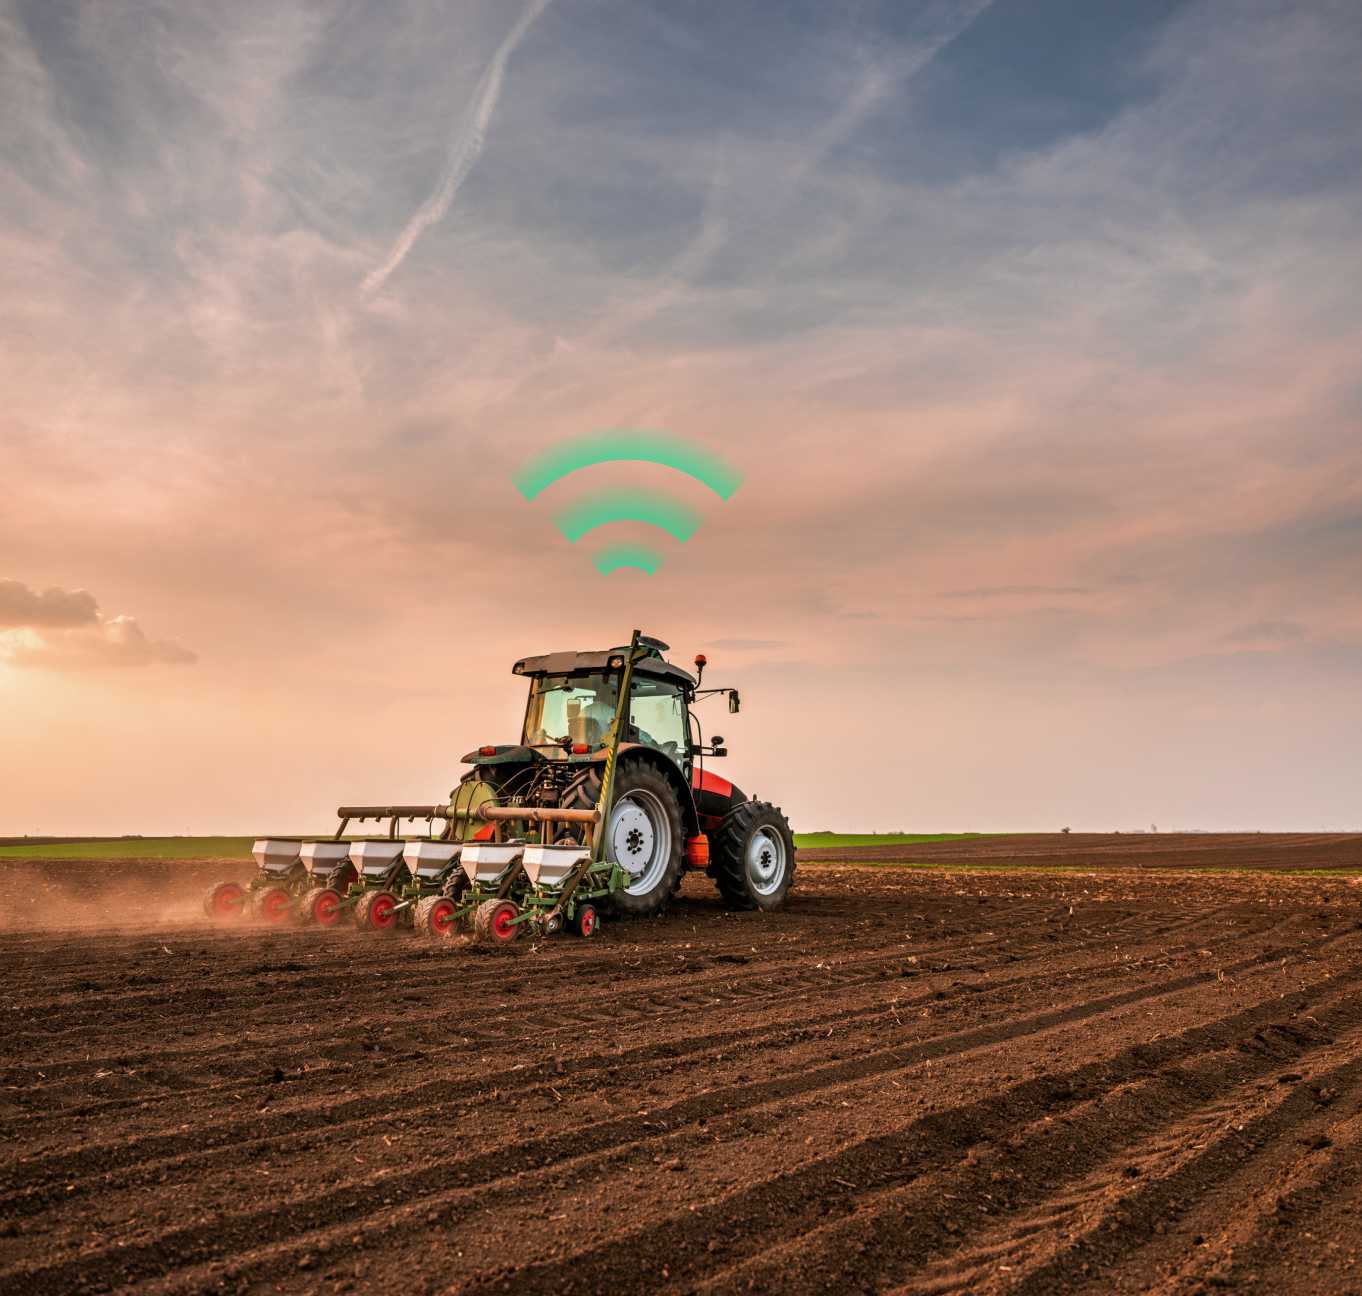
[626,677,689,773]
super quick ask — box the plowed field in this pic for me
[4,838,1362,1294]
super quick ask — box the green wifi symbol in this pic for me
[514,430,742,575]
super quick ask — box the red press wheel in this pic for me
[203,881,246,921]
[429,897,457,937]
[307,887,344,928]
[414,895,457,938]
[356,890,398,932]
[574,903,600,939]
[253,886,293,925]
[474,899,520,945]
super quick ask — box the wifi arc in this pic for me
[513,429,741,574]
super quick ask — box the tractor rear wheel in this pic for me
[566,762,685,918]
[711,801,796,911]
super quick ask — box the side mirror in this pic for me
[728,690,741,714]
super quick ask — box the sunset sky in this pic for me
[3,0,1360,835]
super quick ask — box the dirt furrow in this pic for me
[683,1011,1362,1294]
[7,941,1336,1293]
[127,962,1362,1296]
[1,940,1229,1213]
[888,1036,1362,1294]
[4,859,1361,1295]
[417,964,1362,1294]
[3,900,1251,1130]
[1056,1080,1362,1293]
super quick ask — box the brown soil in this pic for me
[4,843,1362,1294]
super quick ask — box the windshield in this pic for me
[522,670,688,761]
[523,673,618,750]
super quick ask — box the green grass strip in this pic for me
[0,837,258,860]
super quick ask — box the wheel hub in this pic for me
[610,801,656,876]
[607,788,674,896]
[745,828,786,896]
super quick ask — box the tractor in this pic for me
[444,631,795,917]
[208,631,794,935]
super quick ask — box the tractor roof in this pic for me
[512,645,696,688]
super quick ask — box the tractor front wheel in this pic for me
[711,801,796,912]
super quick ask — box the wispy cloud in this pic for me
[584,0,996,349]
[360,0,552,297]
[1221,619,1306,646]
[0,579,99,627]
[0,580,195,669]
[4,1,1362,829]
[788,0,996,186]
[941,585,1091,600]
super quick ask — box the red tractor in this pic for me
[453,633,795,915]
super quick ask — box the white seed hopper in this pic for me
[460,841,524,886]
[349,840,405,879]
[252,839,302,875]
[299,840,353,879]
[522,844,589,889]
[402,841,462,879]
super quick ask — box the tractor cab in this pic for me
[514,641,697,773]
[522,668,690,768]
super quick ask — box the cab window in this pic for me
[629,678,687,759]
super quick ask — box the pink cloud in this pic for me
[0,580,195,670]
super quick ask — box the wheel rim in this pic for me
[431,899,455,935]
[371,893,396,929]
[581,907,597,936]
[211,883,244,918]
[609,788,672,897]
[746,827,786,896]
[260,889,291,922]
[493,904,517,941]
[314,891,341,926]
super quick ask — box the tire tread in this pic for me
[711,800,796,911]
